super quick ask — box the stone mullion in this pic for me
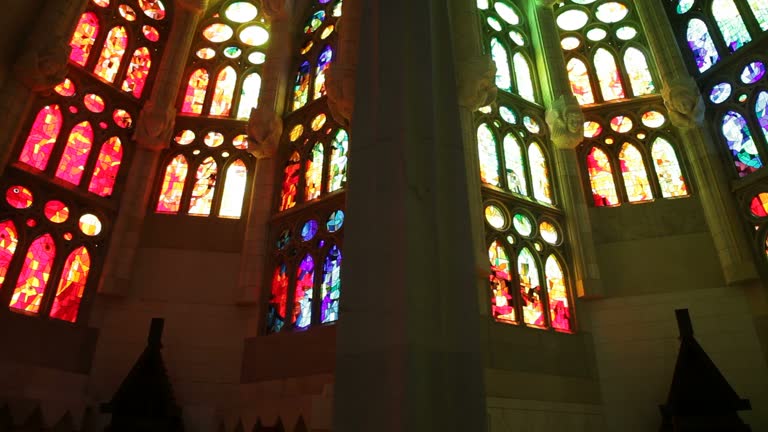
[532,1,603,297]
[636,1,758,284]
[98,0,208,295]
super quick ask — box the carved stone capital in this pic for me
[175,0,208,13]
[247,107,283,159]
[261,0,289,20]
[662,77,705,129]
[133,101,177,152]
[545,94,584,150]
[13,41,71,94]
[457,55,497,110]
[326,65,355,129]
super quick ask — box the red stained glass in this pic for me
[6,186,33,209]
[121,47,152,97]
[489,240,515,323]
[156,155,189,213]
[10,234,56,314]
[518,248,546,328]
[586,147,619,206]
[19,105,63,171]
[69,13,99,66]
[44,201,70,223]
[84,93,105,112]
[750,193,768,217]
[619,143,653,202]
[293,254,315,329]
[567,57,594,105]
[50,247,90,323]
[182,69,209,114]
[55,121,94,185]
[545,255,572,332]
[113,109,133,128]
[88,137,123,197]
[267,263,289,333]
[305,143,324,201]
[210,66,237,116]
[54,79,76,97]
[94,26,128,83]
[279,151,301,211]
[188,157,217,216]
[142,25,160,42]
[0,220,19,287]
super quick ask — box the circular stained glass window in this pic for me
[484,205,507,230]
[79,213,102,236]
[595,2,629,23]
[143,25,160,42]
[239,25,269,46]
[750,192,768,217]
[138,0,165,20]
[301,220,319,241]
[311,113,327,131]
[223,46,242,58]
[676,0,694,14]
[55,79,76,97]
[248,51,266,64]
[494,2,520,25]
[584,121,602,138]
[225,2,258,22]
[641,111,666,128]
[487,16,502,31]
[610,115,633,133]
[204,131,224,147]
[327,210,345,232]
[740,61,766,84]
[709,82,732,104]
[512,213,533,237]
[196,48,215,59]
[6,186,33,209]
[44,201,69,223]
[119,4,137,21]
[113,109,132,128]
[586,27,607,41]
[290,124,304,141]
[615,26,637,40]
[84,94,105,113]
[523,116,540,134]
[539,221,559,244]
[233,134,249,149]
[203,24,234,43]
[499,106,517,124]
[175,130,195,145]
[561,36,581,50]
[508,31,525,46]
[556,9,589,31]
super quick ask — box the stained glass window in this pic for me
[70,13,99,66]
[587,147,619,207]
[314,46,333,100]
[686,19,720,73]
[18,105,63,171]
[182,69,209,114]
[567,58,595,105]
[619,143,653,202]
[267,263,289,334]
[529,143,552,204]
[723,111,762,176]
[121,47,152,97]
[49,247,91,323]
[88,137,123,197]
[489,240,515,323]
[623,47,655,97]
[219,160,248,218]
[94,26,128,83]
[712,0,751,52]
[478,123,501,186]
[55,122,95,186]
[651,137,688,198]
[545,255,572,332]
[0,220,18,287]
[594,48,625,101]
[210,66,237,116]
[10,234,56,314]
[320,245,341,324]
[328,129,349,192]
[293,254,315,329]
[188,157,217,216]
[156,155,189,213]
[503,133,527,195]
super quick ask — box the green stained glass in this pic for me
[748,0,768,30]
[712,0,752,52]
[490,38,512,92]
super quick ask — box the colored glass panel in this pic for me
[750,193,768,217]
[741,61,766,84]
[94,26,128,83]
[540,221,559,244]
[595,2,628,23]
[49,247,90,323]
[651,137,688,198]
[69,13,99,66]
[182,69,209,114]
[226,2,258,22]
[512,53,535,102]
[78,214,102,236]
[138,0,166,20]
[327,210,344,232]
[314,46,333,100]
[280,152,301,211]
[623,47,655,96]
[6,186,33,209]
[266,263,288,333]
[619,143,653,202]
[321,245,342,324]
[587,147,619,206]
[756,91,768,147]
[503,133,527,195]
[219,160,248,218]
[237,72,262,119]
[156,155,189,213]
[43,201,69,223]
[19,105,63,171]
[305,143,324,201]
[712,0,752,52]
[10,234,55,315]
[87,137,122,197]
[477,124,500,186]
[594,48,625,101]
[545,255,571,332]
[528,143,552,204]
[55,122,94,185]
[55,79,76,97]
[489,240,515,323]
[203,24,234,42]
[210,66,237,116]
[485,205,506,230]
[188,157,217,216]
[0,221,18,287]
[512,213,533,237]
[293,254,315,329]
[518,248,545,328]
[567,57,594,105]
[748,0,768,31]
[328,129,349,192]
[686,19,720,72]
[121,47,152,98]
[722,111,762,176]
[491,38,512,92]
[292,61,311,111]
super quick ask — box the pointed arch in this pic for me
[711,0,752,52]
[651,137,689,198]
[503,133,527,196]
[219,159,248,218]
[594,48,625,101]
[489,240,515,323]
[156,154,189,213]
[49,247,90,322]
[686,18,720,72]
[10,234,56,314]
[280,151,301,211]
[623,47,655,97]
[321,245,342,324]
[236,72,262,119]
[0,220,19,288]
[305,143,324,201]
[512,52,536,103]
[545,255,571,332]
[19,105,63,171]
[518,248,545,328]
[747,0,768,31]
[528,142,552,204]
[586,147,619,206]
[293,254,315,329]
[55,121,94,185]
[619,143,653,202]
[188,157,218,216]
[182,68,209,114]
[88,137,123,197]
[292,61,312,111]
[566,57,594,105]
[722,111,762,176]
[267,262,289,334]
[69,12,99,66]
[328,129,349,193]
[477,123,500,186]
[121,47,152,97]
[210,66,237,116]
[314,45,333,100]
[490,37,512,92]
[94,26,128,83]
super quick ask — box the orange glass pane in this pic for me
[266,263,289,333]
[619,143,653,202]
[586,147,619,206]
[305,143,324,201]
[88,137,123,197]
[313,46,333,100]
[10,234,56,314]
[50,247,90,323]
[188,157,217,216]
[182,69,209,114]
[94,26,128,83]
[19,105,63,170]
[0,220,19,287]
[121,47,152,97]
[545,255,572,332]
[210,66,237,116]
[219,160,248,218]
[54,79,76,97]
[55,122,94,185]
[156,155,189,213]
[69,13,99,66]
[280,151,301,211]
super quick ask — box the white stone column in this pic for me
[333,0,486,429]
[98,0,209,295]
[531,1,603,297]
[635,1,758,284]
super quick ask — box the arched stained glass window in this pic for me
[55,122,94,186]
[619,143,653,202]
[545,255,572,332]
[314,46,333,100]
[156,155,189,213]
[686,19,720,73]
[518,248,545,328]
[756,91,768,144]
[121,47,152,97]
[219,160,248,218]
[0,220,18,287]
[280,151,301,211]
[594,48,625,101]
[503,133,527,196]
[327,129,349,193]
[210,66,237,116]
[182,69,209,114]
[18,105,63,171]
[70,12,100,66]
[587,147,619,207]
[528,143,552,204]
[10,234,56,315]
[722,111,762,176]
[567,57,595,105]
[489,240,515,324]
[711,0,751,52]
[651,137,688,198]
[188,157,218,216]
[237,72,262,119]
[88,137,123,197]
[491,38,513,93]
[512,53,535,103]
[49,247,91,323]
[320,245,342,324]
[94,26,128,83]
[478,123,500,186]
[623,47,655,97]
[266,262,289,334]
[747,0,768,31]
[292,61,312,111]
[293,254,315,329]
[305,143,324,201]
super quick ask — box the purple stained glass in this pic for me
[294,254,315,329]
[722,111,762,177]
[301,219,319,241]
[686,19,719,73]
[741,61,766,84]
[320,245,341,324]
[756,91,768,148]
[709,82,732,104]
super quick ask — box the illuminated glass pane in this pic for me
[328,129,349,192]
[239,25,269,46]
[19,105,62,171]
[641,111,666,128]
[55,122,94,185]
[610,115,633,133]
[487,17,502,31]
[503,133,527,195]
[557,9,589,31]
[619,143,653,202]
[156,155,189,213]
[623,47,655,96]
[616,26,637,40]
[79,214,102,236]
[750,192,768,217]
[651,137,688,198]
[204,131,224,147]
[321,245,342,324]
[595,2,628,23]
[292,61,311,111]
[490,38,512,92]
[676,0,693,13]
[586,27,607,41]
[226,2,258,22]
[197,47,215,59]
[477,123,500,186]
[143,25,160,42]
[121,47,152,97]
[182,69,209,114]
[489,240,515,323]
[10,234,55,315]
[747,0,768,30]
[485,205,506,229]
[88,137,123,197]
[518,248,545,328]
[69,13,99,66]
[305,10,326,33]
[584,121,602,138]
[188,157,218,216]
[44,201,69,223]
[49,247,90,322]
[311,113,327,131]
[741,61,766,84]
[113,109,133,128]
[314,46,333,100]
[210,66,237,116]
[587,147,619,206]
[94,26,128,83]
[327,210,344,232]
[712,0,752,52]
[138,0,166,20]
[0,220,18,287]
[512,213,532,237]
[567,58,594,105]
[6,186,33,209]
[203,23,233,42]
[266,263,288,333]
[494,2,519,24]
[722,111,762,176]
[528,143,552,204]
[594,48,625,101]
[686,19,720,72]
[512,53,535,102]
[119,5,136,21]
[561,36,581,50]
[84,93,105,113]
[756,91,768,147]
[280,151,301,211]
[499,106,517,123]
[305,143,324,201]
[301,220,318,241]
[237,72,261,119]
[219,160,248,218]
[545,255,571,332]
[55,79,76,97]
[293,254,315,329]
[540,221,559,244]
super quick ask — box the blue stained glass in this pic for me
[304,10,326,34]
[709,82,732,104]
[301,220,319,241]
[327,210,345,232]
[676,0,694,14]
[722,111,762,176]
[277,229,291,249]
[756,91,768,148]
[712,0,752,52]
[320,245,342,324]
[741,61,766,84]
[490,37,512,92]
[686,19,720,72]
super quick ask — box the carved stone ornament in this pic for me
[174,0,208,13]
[133,101,177,152]
[247,107,283,159]
[457,55,497,110]
[545,94,584,150]
[662,77,705,129]
[261,0,289,20]
[326,65,355,129]
[13,41,71,94]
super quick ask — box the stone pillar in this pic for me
[531,1,603,297]
[333,0,486,430]
[0,0,88,172]
[98,0,208,295]
[635,1,758,284]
